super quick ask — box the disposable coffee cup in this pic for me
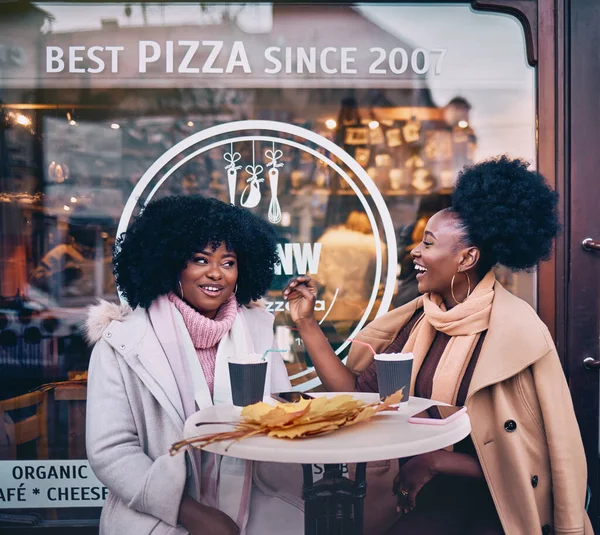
[375,352,414,402]
[228,355,267,407]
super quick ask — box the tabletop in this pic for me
[183,393,471,464]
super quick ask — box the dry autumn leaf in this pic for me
[268,417,347,439]
[379,389,404,409]
[241,402,274,422]
[170,388,403,455]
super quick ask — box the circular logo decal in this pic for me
[118,120,397,388]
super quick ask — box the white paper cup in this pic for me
[375,352,413,402]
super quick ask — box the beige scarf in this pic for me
[403,271,496,404]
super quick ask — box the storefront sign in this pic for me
[45,41,447,76]
[0,461,106,509]
[0,459,337,506]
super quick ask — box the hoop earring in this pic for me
[178,280,184,299]
[450,270,471,305]
[234,284,238,295]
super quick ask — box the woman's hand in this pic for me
[281,275,356,392]
[179,496,239,535]
[393,449,484,514]
[282,276,317,324]
[393,452,439,514]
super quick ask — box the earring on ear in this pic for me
[234,284,238,295]
[178,280,184,299]
[450,270,471,305]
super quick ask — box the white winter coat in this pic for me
[85,301,303,535]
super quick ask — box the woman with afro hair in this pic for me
[283,156,592,535]
[84,195,303,535]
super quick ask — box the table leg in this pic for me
[302,463,367,535]
[353,463,366,533]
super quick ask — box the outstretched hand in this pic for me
[282,275,318,324]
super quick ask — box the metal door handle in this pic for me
[582,238,600,251]
[583,357,600,369]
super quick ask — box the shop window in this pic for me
[0,2,534,525]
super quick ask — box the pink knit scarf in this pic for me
[168,292,238,396]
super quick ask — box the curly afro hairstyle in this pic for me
[113,195,280,309]
[451,156,560,274]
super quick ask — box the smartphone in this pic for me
[408,405,467,425]
[271,392,315,403]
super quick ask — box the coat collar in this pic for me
[347,282,554,399]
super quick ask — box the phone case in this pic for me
[270,392,314,403]
[408,406,467,425]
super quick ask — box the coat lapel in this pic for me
[104,308,186,427]
[126,349,186,427]
[466,283,553,402]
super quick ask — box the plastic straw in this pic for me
[348,338,376,357]
[262,348,288,361]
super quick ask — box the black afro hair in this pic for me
[113,195,280,309]
[452,156,560,273]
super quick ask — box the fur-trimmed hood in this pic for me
[84,299,132,345]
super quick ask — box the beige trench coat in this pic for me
[347,282,593,535]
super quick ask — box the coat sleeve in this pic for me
[85,340,186,527]
[531,348,589,534]
[345,300,420,375]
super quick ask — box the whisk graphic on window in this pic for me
[240,141,264,209]
[265,144,284,224]
[223,144,242,205]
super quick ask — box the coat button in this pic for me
[504,420,517,432]
[531,475,538,488]
[119,344,126,350]
[542,525,551,535]
[105,332,112,338]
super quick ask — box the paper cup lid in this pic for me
[228,353,264,365]
[374,352,414,362]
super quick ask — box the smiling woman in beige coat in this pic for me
[284,157,593,535]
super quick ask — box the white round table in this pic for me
[183,394,471,535]
[184,394,471,462]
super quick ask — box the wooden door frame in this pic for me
[473,3,600,529]
[564,0,600,529]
